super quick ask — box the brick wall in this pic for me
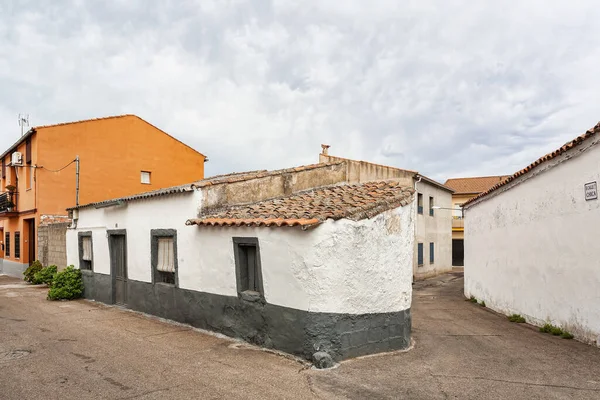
[38,215,71,267]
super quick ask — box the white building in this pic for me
[319,148,454,280]
[66,162,415,361]
[464,122,600,345]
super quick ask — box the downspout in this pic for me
[413,175,422,283]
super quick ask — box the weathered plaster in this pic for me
[465,140,600,345]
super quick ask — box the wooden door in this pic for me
[110,234,127,305]
[27,219,35,266]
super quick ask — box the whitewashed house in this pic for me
[66,162,415,361]
[464,122,600,345]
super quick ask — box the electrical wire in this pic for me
[38,159,77,173]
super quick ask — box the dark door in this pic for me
[27,219,35,266]
[452,239,464,266]
[110,234,127,305]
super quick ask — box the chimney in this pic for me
[321,144,330,155]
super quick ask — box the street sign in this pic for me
[585,181,597,201]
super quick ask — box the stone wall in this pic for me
[38,216,71,267]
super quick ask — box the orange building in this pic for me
[0,115,206,276]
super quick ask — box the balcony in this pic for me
[0,191,18,216]
[452,217,464,230]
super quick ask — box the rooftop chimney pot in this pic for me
[321,144,330,155]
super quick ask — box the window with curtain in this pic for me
[151,230,177,285]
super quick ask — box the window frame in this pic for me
[78,231,94,271]
[417,193,424,215]
[151,229,178,286]
[417,242,424,267]
[232,237,264,300]
[429,196,434,216]
[141,171,151,185]
[5,231,9,257]
[14,231,20,259]
[25,139,32,165]
[429,242,435,264]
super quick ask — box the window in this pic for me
[233,237,263,298]
[78,232,93,270]
[151,229,177,285]
[25,139,32,164]
[453,203,464,219]
[417,193,423,215]
[430,242,435,264]
[27,166,33,190]
[141,171,151,184]
[14,231,20,259]
[1,158,5,179]
[5,232,9,257]
[429,196,434,216]
[417,243,423,266]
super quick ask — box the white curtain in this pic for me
[82,237,92,261]
[157,238,175,272]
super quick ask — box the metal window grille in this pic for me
[14,232,20,259]
[239,244,260,292]
[5,232,9,257]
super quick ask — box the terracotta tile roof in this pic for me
[186,181,414,229]
[464,122,600,207]
[444,176,510,194]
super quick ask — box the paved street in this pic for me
[1,272,600,399]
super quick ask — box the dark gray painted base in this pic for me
[82,272,411,361]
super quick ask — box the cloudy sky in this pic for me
[1,0,600,182]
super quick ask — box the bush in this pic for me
[540,324,554,333]
[508,314,526,323]
[23,260,43,283]
[33,265,58,285]
[480,300,486,307]
[47,266,84,301]
[550,326,564,336]
[469,296,478,303]
[561,331,574,340]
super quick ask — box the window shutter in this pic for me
[430,242,434,263]
[156,238,175,272]
[2,158,5,179]
[26,139,32,164]
[417,243,423,265]
[82,237,92,261]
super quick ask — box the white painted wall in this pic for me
[67,191,414,315]
[465,140,600,345]
[414,181,453,279]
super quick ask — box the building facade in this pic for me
[444,175,508,266]
[319,150,454,280]
[0,115,206,276]
[464,122,600,345]
[66,163,415,361]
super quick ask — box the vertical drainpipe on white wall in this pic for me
[413,175,422,283]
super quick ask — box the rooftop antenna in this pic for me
[18,114,29,136]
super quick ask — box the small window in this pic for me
[151,229,177,285]
[78,232,93,270]
[14,231,20,259]
[26,139,32,164]
[417,243,423,266]
[429,196,434,216]
[5,232,10,257]
[1,158,5,179]
[430,242,435,264]
[233,237,263,297]
[141,171,151,184]
[417,193,423,215]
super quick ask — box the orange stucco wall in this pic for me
[0,115,205,265]
[36,115,205,214]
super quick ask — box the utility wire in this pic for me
[38,159,77,173]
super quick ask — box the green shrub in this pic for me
[480,301,486,307]
[47,266,84,301]
[23,260,43,283]
[561,331,574,339]
[540,324,553,333]
[469,296,478,303]
[550,326,563,336]
[508,314,526,323]
[33,265,58,285]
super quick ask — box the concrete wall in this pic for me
[200,163,347,213]
[414,180,453,280]
[319,154,414,187]
[38,220,70,267]
[464,138,600,345]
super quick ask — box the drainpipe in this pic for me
[75,155,80,207]
[413,175,422,283]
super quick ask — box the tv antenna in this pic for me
[18,114,29,136]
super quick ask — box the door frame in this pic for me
[107,229,127,305]
[25,218,35,266]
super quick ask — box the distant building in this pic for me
[66,162,415,361]
[0,115,206,276]
[444,175,508,266]
[463,122,600,345]
[319,149,454,280]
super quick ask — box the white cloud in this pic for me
[1,0,600,182]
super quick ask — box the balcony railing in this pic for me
[452,218,464,229]
[0,191,17,213]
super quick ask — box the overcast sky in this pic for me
[1,1,600,182]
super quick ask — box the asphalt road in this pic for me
[1,273,600,399]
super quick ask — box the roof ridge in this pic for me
[445,175,509,181]
[33,114,135,130]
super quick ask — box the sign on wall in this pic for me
[585,181,597,201]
